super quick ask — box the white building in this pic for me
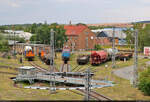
[4,30,32,41]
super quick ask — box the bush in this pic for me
[138,67,150,95]
[70,53,75,61]
[0,40,10,52]
[94,45,102,50]
[7,56,11,59]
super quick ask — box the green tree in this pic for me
[30,23,67,48]
[50,24,67,48]
[0,34,10,52]
[123,23,150,51]
[138,67,150,95]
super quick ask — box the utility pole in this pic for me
[21,43,24,65]
[112,27,116,68]
[12,25,16,56]
[34,40,36,56]
[132,29,138,87]
[49,29,56,93]
[84,68,91,101]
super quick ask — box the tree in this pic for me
[76,23,86,26]
[138,67,150,95]
[123,23,150,51]
[49,24,67,48]
[30,23,67,48]
[0,34,10,52]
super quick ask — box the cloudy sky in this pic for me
[0,0,150,25]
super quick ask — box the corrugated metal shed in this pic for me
[92,28,127,39]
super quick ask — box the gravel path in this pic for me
[113,65,134,80]
[146,61,150,65]
[113,60,150,80]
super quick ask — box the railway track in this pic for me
[29,62,48,72]
[73,66,84,72]
[29,62,59,72]
[77,65,92,72]
[0,65,18,71]
[71,65,80,72]
[77,88,112,101]
[68,90,84,96]
[0,71,17,75]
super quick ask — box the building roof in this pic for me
[64,25,87,36]
[93,28,126,39]
[97,31,108,37]
[4,30,32,40]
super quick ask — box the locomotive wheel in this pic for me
[28,57,33,61]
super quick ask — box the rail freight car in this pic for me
[77,55,90,65]
[62,46,71,64]
[91,50,108,65]
[106,48,119,60]
[119,52,133,61]
[25,46,35,61]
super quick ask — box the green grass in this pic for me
[0,69,83,100]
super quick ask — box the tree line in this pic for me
[29,23,67,49]
[0,22,68,49]
[1,22,150,51]
[123,23,150,51]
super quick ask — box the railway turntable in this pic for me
[14,66,114,89]
[15,66,37,84]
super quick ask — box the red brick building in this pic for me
[64,25,96,50]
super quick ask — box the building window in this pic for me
[85,37,88,48]
[70,36,72,41]
[74,36,78,40]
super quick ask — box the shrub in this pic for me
[7,56,11,59]
[138,67,150,95]
[94,45,102,50]
[70,53,75,61]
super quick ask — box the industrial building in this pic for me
[92,28,127,45]
[64,25,96,50]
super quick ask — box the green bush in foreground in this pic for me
[138,67,150,95]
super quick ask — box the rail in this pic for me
[0,71,17,75]
[29,62,48,72]
[29,62,59,72]
[77,88,112,100]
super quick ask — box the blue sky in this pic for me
[0,0,150,25]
